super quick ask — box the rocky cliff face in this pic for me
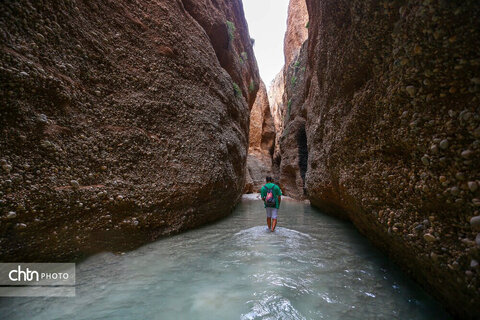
[277,41,309,200]
[268,71,285,137]
[245,81,275,193]
[283,0,309,68]
[0,0,259,261]
[272,0,308,198]
[268,71,285,179]
[302,0,480,318]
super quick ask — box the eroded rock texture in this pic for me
[268,71,285,178]
[0,0,259,261]
[283,0,309,67]
[278,41,309,200]
[303,0,480,318]
[245,81,275,193]
[273,0,309,198]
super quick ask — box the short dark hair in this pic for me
[266,176,273,182]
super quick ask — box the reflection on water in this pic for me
[0,195,451,319]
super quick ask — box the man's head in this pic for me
[266,176,273,183]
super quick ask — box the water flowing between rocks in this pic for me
[0,195,450,319]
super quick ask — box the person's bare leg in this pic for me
[271,219,277,232]
[267,217,271,229]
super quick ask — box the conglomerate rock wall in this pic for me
[272,0,308,197]
[277,41,309,200]
[245,81,275,193]
[283,0,309,68]
[0,0,259,261]
[301,0,480,318]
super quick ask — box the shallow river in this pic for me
[0,195,451,319]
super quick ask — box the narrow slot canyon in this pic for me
[1,0,479,319]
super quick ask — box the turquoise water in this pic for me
[0,195,450,319]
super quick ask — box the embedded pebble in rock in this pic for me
[455,172,465,181]
[37,114,48,123]
[474,127,480,138]
[406,85,416,97]
[450,187,460,196]
[461,150,473,159]
[421,155,429,166]
[439,139,449,150]
[2,164,12,173]
[468,181,478,192]
[7,211,16,219]
[415,224,424,231]
[70,180,80,190]
[424,233,436,242]
[471,260,479,269]
[470,216,480,230]
[16,223,27,229]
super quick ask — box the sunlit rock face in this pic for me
[0,0,259,261]
[268,71,285,180]
[283,0,309,68]
[268,71,285,139]
[302,0,480,318]
[245,81,275,193]
[272,0,309,198]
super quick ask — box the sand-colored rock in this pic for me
[268,70,285,178]
[302,0,480,318]
[248,81,275,154]
[283,0,309,67]
[268,71,285,136]
[0,0,258,261]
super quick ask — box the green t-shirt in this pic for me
[261,183,282,209]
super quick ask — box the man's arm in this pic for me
[276,186,282,205]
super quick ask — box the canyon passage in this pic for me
[1,0,479,319]
[0,196,451,319]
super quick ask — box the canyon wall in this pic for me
[302,0,480,318]
[277,41,309,200]
[283,0,309,68]
[273,0,309,197]
[0,0,259,261]
[245,81,275,193]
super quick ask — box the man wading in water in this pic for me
[261,176,282,232]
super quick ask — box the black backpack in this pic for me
[265,186,276,207]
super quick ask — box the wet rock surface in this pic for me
[300,0,480,318]
[0,0,258,261]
